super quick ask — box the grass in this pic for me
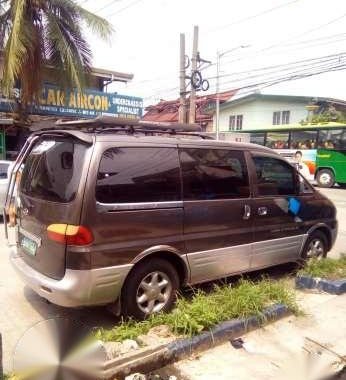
[95,278,300,343]
[299,255,346,280]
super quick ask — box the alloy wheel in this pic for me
[136,271,172,315]
[306,238,325,260]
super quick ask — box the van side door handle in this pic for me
[243,204,251,220]
[258,206,268,216]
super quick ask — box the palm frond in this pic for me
[44,10,92,92]
[75,2,114,42]
[2,0,31,96]
[0,8,11,49]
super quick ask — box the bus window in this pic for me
[291,130,317,149]
[250,132,265,146]
[318,129,346,149]
[265,132,289,149]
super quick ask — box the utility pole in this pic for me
[215,51,221,140]
[188,25,198,124]
[178,33,186,123]
[215,45,250,139]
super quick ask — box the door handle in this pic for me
[258,206,268,216]
[243,204,251,220]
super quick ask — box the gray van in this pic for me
[6,117,337,319]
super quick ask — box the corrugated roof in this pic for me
[142,90,236,125]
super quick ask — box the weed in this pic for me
[299,255,346,280]
[95,278,299,343]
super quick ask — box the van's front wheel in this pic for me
[121,259,179,320]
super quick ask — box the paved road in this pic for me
[0,187,345,373]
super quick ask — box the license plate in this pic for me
[20,235,37,256]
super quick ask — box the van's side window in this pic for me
[96,147,181,203]
[180,148,249,200]
[252,155,296,196]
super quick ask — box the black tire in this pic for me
[300,231,328,263]
[316,169,335,188]
[121,259,179,320]
[338,183,346,189]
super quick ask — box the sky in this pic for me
[80,0,346,106]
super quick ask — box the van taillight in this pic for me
[47,224,94,246]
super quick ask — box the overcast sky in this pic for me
[80,0,346,106]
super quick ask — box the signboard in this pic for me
[0,85,143,119]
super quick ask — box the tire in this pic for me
[121,259,179,320]
[301,231,328,262]
[316,169,335,188]
[338,183,346,189]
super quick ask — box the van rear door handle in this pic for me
[243,204,251,220]
[258,206,268,216]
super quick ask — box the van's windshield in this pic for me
[20,138,87,203]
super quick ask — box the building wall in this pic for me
[214,98,309,131]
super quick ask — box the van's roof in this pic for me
[32,127,276,154]
[31,116,278,154]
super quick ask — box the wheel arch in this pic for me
[130,246,190,286]
[315,166,336,178]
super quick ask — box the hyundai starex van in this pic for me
[8,117,337,319]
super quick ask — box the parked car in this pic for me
[9,119,337,319]
[0,160,14,213]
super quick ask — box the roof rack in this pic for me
[55,115,214,140]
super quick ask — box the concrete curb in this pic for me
[101,304,290,380]
[296,275,346,295]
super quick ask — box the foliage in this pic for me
[95,278,300,342]
[299,255,346,280]
[0,0,113,105]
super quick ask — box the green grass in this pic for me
[95,278,299,343]
[299,255,346,280]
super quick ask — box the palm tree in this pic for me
[0,0,113,106]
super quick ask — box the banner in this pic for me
[0,85,143,119]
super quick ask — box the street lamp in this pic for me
[215,45,250,140]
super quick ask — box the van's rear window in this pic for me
[20,139,87,203]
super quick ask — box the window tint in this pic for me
[180,148,249,200]
[252,155,296,196]
[0,163,10,179]
[20,139,87,202]
[291,130,317,149]
[250,132,265,146]
[96,147,181,203]
[318,129,346,150]
[265,132,289,149]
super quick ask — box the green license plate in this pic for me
[20,235,37,256]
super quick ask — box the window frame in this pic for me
[95,145,183,211]
[179,145,251,201]
[248,151,299,198]
[229,116,236,131]
[282,110,290,124]
[236,115,243,130]
[273,111,281,125]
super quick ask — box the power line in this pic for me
[142,53,346,103]
[216,12,346,70]
[124,32,346,91]
[209,0,299,33]
[95,0,123,13]
[107,0,143,17]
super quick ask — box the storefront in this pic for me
[0,86,143,159]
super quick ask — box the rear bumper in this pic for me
[10,248,133,308]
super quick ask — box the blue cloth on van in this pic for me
[288,197,301,216]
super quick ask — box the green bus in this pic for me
[238,122,346,188]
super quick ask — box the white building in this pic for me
[213,93,341,132]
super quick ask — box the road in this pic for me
[0,187,345,373]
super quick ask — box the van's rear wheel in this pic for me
[316,169,335,188]
[121,259,179,320]
[301,231,328,262]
